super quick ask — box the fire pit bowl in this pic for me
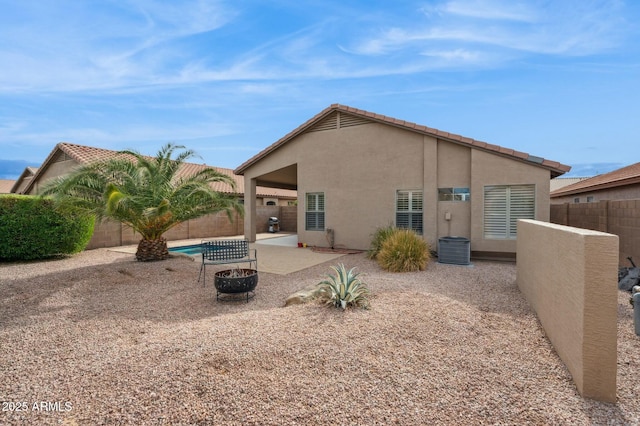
[213,269,258,302]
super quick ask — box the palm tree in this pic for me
[41,143,243,261]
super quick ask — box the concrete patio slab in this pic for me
[108,233,346,275]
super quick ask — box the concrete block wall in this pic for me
[278,206,297,232]
[86,207,296,249]
[551,199,640,265]
[516,219,618,402]
[607,199,640,266]
[256,206,280,233]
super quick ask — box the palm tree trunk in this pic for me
[136,237,169,261]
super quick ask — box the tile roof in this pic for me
[23,142,296,199]
[550,162,640,197]
[235,103,571,177]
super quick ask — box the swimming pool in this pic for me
[168,244,203,256]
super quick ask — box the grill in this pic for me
[268,217,280,233]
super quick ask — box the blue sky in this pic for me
[1,0,638,179]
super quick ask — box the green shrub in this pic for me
[377,229,430,272]
[316,263,370,309]
[0,195,95,261]
[367,224,397,259]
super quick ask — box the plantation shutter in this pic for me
[508,185,535,237]
[306,192,325,231]
[396,190,423,234]
[484,186,508,238]
[483,185,535,239]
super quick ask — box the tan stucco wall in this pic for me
[243,120,553,253]
[436,142,471,239]
[244,122,431,250]
[516,219,618,402]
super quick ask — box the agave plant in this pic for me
[316,263,370,309]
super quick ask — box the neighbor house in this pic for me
[12,142,297,249]
[9,167,37,194]
[551,162,640,204]
[550,176,590,193]
[12,142,297,206]
[0,179,16,194]
[235,104,570,260]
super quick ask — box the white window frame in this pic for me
[305,192,325,231]
[483,185,535,239]
[438,187,470,201]
[396,190,423,234]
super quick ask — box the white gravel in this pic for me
[1,249,639,425]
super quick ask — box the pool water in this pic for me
[168,244,202,256]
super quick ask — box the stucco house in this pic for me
[235,104,570,260]
[551,162,640,204]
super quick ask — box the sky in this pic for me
[0,0,639,180]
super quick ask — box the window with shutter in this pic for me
[306,192,325,231]
[396,190,423,234]
[483,185,535,239]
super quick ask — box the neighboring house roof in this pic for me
[551,162,640,198]
[21,142,296,199]
[0,179,16,194]
[235,103,571,177]
[9,166,38,193]
[550,177,591,192]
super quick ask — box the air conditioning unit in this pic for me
[438,237,471,265]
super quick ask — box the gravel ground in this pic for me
[0,249,639,425]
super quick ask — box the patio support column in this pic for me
[244,177,257,242]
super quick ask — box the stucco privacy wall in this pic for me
[516,219,618,402]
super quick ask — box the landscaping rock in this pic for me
[284,286,322,306]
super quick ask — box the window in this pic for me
[586,196,594,202]
[396,190,423,234]
[574,198,580,203]
[266,201,276,206]
[306,192,325,231]
[438,187,470,201]
[484,185,535,239]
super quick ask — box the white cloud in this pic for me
[435,0,539,22]
[0,0,238,93]
[347,0,628,60]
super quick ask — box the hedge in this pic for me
[0,195,95,261]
